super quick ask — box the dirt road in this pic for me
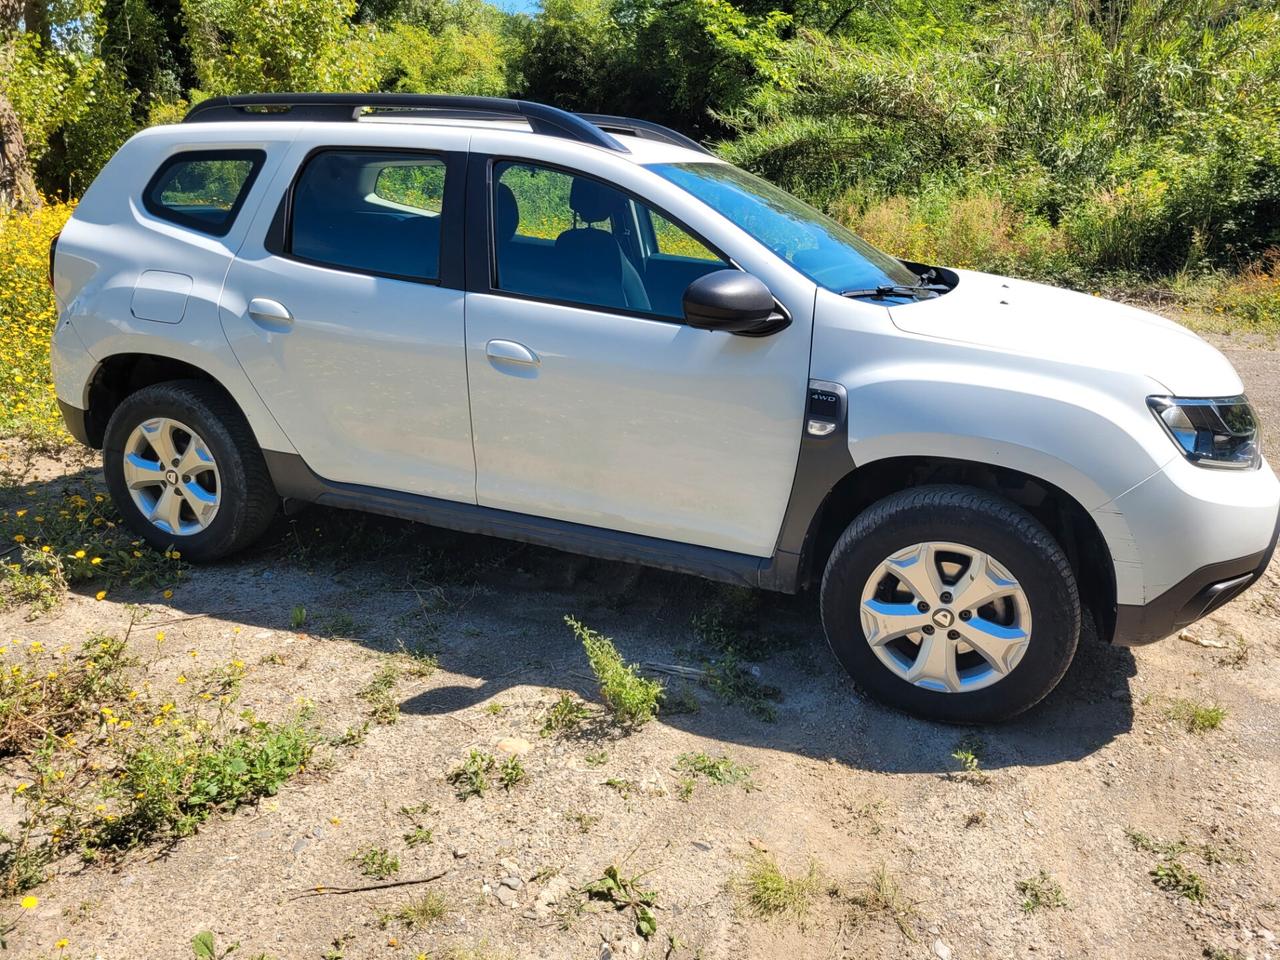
[2,333,1278,960]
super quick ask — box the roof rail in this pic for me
[183,94,629,153]
[576,113,712,156]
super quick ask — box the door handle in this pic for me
[485,339,539,366]
[247,297,293,331]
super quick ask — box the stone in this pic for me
[933,939,953,960]
[495,884,518,908]
[453,847,469,859]
[496,736,532,755]
[501,876,523,890]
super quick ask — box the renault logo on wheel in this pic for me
[932,609,955,628]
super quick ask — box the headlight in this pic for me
[1147,395,1261,469]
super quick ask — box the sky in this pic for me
[493,0,542,13]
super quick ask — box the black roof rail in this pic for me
[576,113,712,156]
[183,94,629,153]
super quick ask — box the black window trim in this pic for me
[142,148,266,238]
[268,144,466,288]
[469,154,738,327]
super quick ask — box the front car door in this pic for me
[462,134,817,558]
[219,125,475,502]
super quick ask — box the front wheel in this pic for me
[103,381,278,562]
[820,485,1080,723]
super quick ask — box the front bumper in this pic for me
[1113,503,1280,645]
[57,398,92,447]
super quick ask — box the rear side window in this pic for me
[143,150,265,236]
[288,150,447,282]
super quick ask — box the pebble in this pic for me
[496,736,532,755]
[291,838,310,855]
[500,876,522,890]
[453,847,469,859]
[691,840,712,851]
[933,939,953,960]
[495,884,518,908]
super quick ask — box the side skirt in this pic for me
[263,451,796,592]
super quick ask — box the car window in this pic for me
[648,161,920,292]
[289,150,446,281]
[492,160,726,319]
[144,149,265,236]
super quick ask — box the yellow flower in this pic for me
[40,545,51,553]
[90,556,102,565]
[55,939,68,950]
[15,509,26,517]
[74,550,85,558]
[20,895,38,909]
[95,590,107,601]
[12,534,24,543]
[15,783,29,794]
[177,674,187,684]
[163,589,173,599]
[155,631,166,643]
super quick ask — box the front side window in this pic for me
[647,161,920,293]
[289,150,447,281]
[492,161,727,319]
[144,149,265,236]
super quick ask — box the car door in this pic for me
[462,141,816,558]
[219,129,474,502]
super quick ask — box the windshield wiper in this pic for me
[840,283,949,300]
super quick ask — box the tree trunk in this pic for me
[0,92,41,211]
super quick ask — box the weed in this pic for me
[191,930,239,959]
[1125,828,1189,860]
[691,585,770,659]
[662,683,701,715]
[1166,698,1226,733]
[1016,871,1068,914]
[847,865,917,940]
[395,639,439,679]
[604,777,639,798]
[326,612,358,637]
[581,864,659,939]
[541,693,590,737]
[290,605,307,629]
[584,750,608,767]
[702,649,779,722]
[352,846,400,880]
[331,721,369,748]
[964,810,988,828]
[258,652,286,666]
[358,664,401,724]
[1152,862,1206,902]
[498,755,525,790]
[673,752,754,792]
[566,811,600,833]
[482,702,507,716]
[950,736,991,785]
[1203,948,1244,960]
[383,891,448,930]
[741,853,821,918]
[566,616,662,727]
[403,825,434,847]
[448,750,496,800]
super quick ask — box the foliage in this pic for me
[673,751,754,790]
[1151,861,1207,902]
[1015,870,1068,914]
[540,692,590,737]
[580,863,659,939]
[1165,698,1227,734]
[447,748,496,799]
[0,201,74,442]
[352,845,400,879]
[566,615,662,727]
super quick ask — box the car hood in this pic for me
[887,269,1243,397]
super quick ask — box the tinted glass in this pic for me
[492,161,725,318]
[647,162,919,292]
[290,151,446,281]
[145,150,264,236]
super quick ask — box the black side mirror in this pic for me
[682,270,791,336]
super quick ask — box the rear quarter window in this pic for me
[143,149,265,236]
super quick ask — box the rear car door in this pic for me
[462,137,816,558]
[219,126,474,502]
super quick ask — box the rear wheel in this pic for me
[820,485,1080,723]
[103,381,277,562]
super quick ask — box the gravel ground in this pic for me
[1,328,1278,960]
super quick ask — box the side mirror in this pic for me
[682,270,791,336]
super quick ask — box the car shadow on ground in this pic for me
[8,464,1136,776]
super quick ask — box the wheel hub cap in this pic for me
[122,417,221,536]
[859,541,1032,693]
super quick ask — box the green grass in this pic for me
[382,891,448,929]
[1015,871,1068,914]
[1166,698,1226,733]
[740,853,821,918]
[566,616,662,727]
[357,663,401,724]
[673,751,754,795]
[847,865,917,940]
[540,692,590,737]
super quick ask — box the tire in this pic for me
[820,484,1080,723]
[103,380,278,562]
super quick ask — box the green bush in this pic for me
[566,616,662,727]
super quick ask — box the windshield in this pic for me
[647,162,920,293]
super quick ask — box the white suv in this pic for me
[49,94,1279,722]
